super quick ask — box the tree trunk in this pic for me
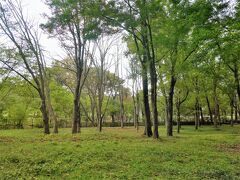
[45,76,58,133]
[111,114,115,124]
[50,107,58,133]
[72,98,80,134]
[213,77,219,128]
[77,111,81,133]
[146,16,159,139]
[40,94,50,134]
[72,80,80,134]
[142,64,152,137]
[97,95,103,132]
[230,99,234,126]
[233,62,240,102]
[90,97,96,126]
[165,97,169,128]
[120,90,124,129]
[132,89,137,128]
[150,60,159,138]
[167,76,176,136]
[176,105,180,134]
[200,106,205,126]
[235,98,238,123]
[97,106,103,132]
[98,117,103,132]
[217,104,221,126]
[195,98,200,130]
[136,91,140,131]
[206,96,213,123]
[46,94,58,133]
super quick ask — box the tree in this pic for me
[0,0,57,134]
[175,79,189,133]
[43,0,101,133]
[99,0,156,137]
[154,0,212,136]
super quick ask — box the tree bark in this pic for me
[213,77,219,128]
[98,117,103,132]
[120,87,124,129]
[45,81,58,134]
[39,92,50,134]
[167,75,176,136]
[142,64,152,137]
[72,79,80,133]
[150,59,159,138]
[233,62,240,102]
[132,92,137,128]
[146,16,159,139]
[230,99,234,126]
[195,98,200,130]
[200,106,205,126]
[136,91,140,131]
[176,105,180,133]
[111,114,115,124]
[235,98,238,123]
[206,96,213,123]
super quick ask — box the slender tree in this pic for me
[0,0,57,134]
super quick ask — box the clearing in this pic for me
[0,126,240,179]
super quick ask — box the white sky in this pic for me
[20,0,64,62]
[19,0,130,80]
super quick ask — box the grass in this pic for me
[0,125,240,179]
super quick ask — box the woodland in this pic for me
[0,0,240,179]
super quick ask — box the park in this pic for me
[1,126,240,179]
[0,0,240,179]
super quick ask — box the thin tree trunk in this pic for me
[167,75,176,136]
[206,96,213,123]
[176,105,180,133]
[217,104,221,126]
[142,64,152,137]
[45,83,58,134]
[150,60,159,138]
[195,98,200,130]
[97,91,103,132]
[235,98,238,123]
[90,97,96,126]
[120,88,124,129]
[165,97,169,128]
[72,80,80,134]
[213,77,218,128]
[132,80,138,129]
[233,62,240,102]
[40,93,50,134]
[230,99,234,126]
[98,117,103,132]
[200,106,204,126]
[146,16,159,139]
[111,114,115,124]
[136,89,140,131]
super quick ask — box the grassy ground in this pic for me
[0,125,240,180]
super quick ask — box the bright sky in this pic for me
[19,0,130,80]
[20,0,64,62]
[16,0,238,86]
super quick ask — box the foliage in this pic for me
[0,126,240,179]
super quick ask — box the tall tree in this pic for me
[0,0,57,134]
[43,0,101,133]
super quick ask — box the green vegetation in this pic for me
[0,1,240,178]
[1,125,240,179]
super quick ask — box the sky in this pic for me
[20,0,64,61]
[19,0,130,81]
[9,0,238,87]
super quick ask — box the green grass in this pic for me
[0,125,240,179]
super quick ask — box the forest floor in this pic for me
[0,125,240,179]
